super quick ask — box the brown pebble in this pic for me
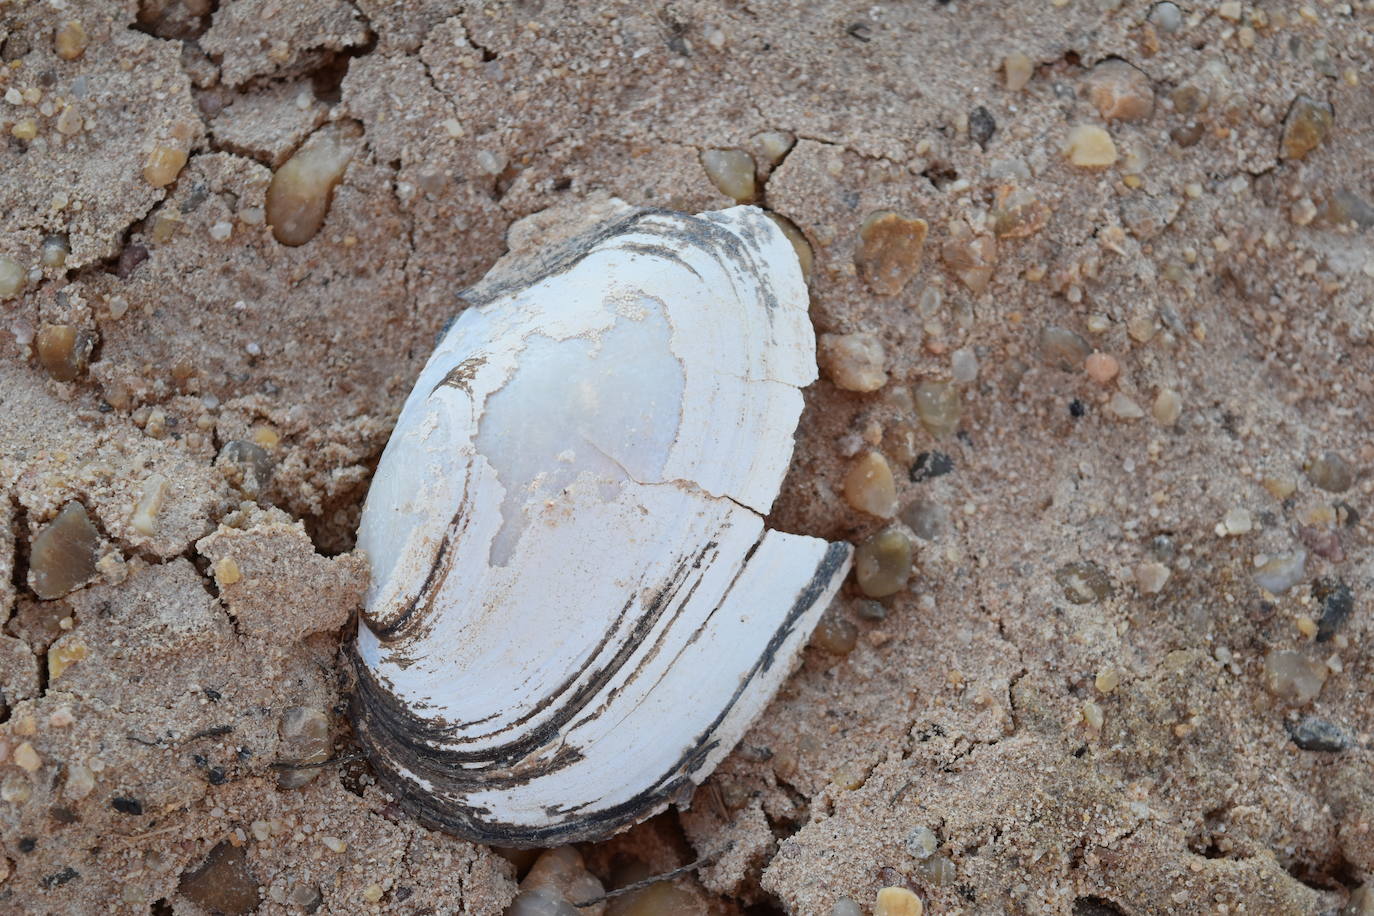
[1055,561,1113,604]
[1281,96,1334,161]
[811,607,859,654]
[1064,125,1117,167]
[914,380,960,438]
[700,148,757,203]
[29,502,102,600]
[854,526,914,598]
[844,452,898,518]
[54,20,88,61]
[267,124,359,246]
[0,256,26,299]
[1262,649,1328,705]
[143,146,188,188]
[991,186,1049,239]
[1084,352,1119,384]
[1083,60,1155,121]
[606,881,706,916]
[855,211,928,296]
[179,842,260,916]
[940,222,997,293]
[1039,326,1092,372]
[1003,52,1034,92]
[1306,451,1354,493]
[35,324,94,382]
[818,332,888,392]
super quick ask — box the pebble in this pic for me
[1,774,31,803]
[854,526,914,598]
[29,502,101,599]
[512,847,605,915]
[1220,508,1253,536]
[811,607,859,654]
[855,599,887,621]
[213,556,241,587]
[1306,451,1354,493]
[35,324,94,382]
[54,20,88,60]
[754,130,796,166]
[917,856,956,885]
[1313,579,1354,643]
[1003,52,1034,91]
[855,211,929,296]
[14,742,41,772]
[940,222,997,294]
[968,105,996,149]
[818,332,888,392]
[179,842,260,916]
[267,124,359,246]
[1281,96,1333,161]
[905,825,939,859]
[845,452,898,518]
[143,146,188,188]
[605,881,705,916]
[1254,551,1306,594]
[1133,561,1171,594]
[1285,715,1352,752]
[48,640,88,680]
[908,451,954,483]
[875,887,923,916]
[1262,649,1327,705]
[1107,393,1144,420]
[1084,60,1154,121]
[1152,389,1182,426]
[217,440,274,495]
[130,474,169,536]
[1036,327,1090,374]
[914,380,960,438]
[950,347,978,382]
[1149,1,1183,31]
[991,187,1049,239]
[831,900,864,916]
[64,762,95,800]
[0,256,26,299]
[362,884,385,904]
[1055,562,1113,604]
[40,235,70,268]
[1082,700,1105,731]
[277,707,331,789]
[700,148,756,203]
[1084,352,1119,384]
[1095,667,1121,694]
[321,836,346,853]
[766,213,814,281]
[1064,125,1117,168]
[899,499,949,541]
[1346,885,1374,916]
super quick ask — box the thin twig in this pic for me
[269,753,363,771]
[572,843,732,907]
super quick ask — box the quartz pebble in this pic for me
[179,842,260,916]
[1220,508,1253,536]
[811,607,859,654]
[1064,125,1117,168]
[754,130,795,166]
[1254,551,1306,594]
[35,324,94,382]
[855,211,929,296]
[14,742,41,772]
[875,887,923,916]
[217,440,274,495]
[130,474,169,536]
[905,825,939,859]
[950,348,978,382]
[914,380,960,439]
[1134,561,1170,594]
[54,20,88,60]
[845,452,898,518]
[1306,451,1354,493]
[1262,649,1328,705]
[831,900,864,916]
[1149,2,1183,31]
[991,187,1049,239]
[855,599,887,621]
[900,499,949,541]
[1084,352,1119,384]
[1084,60,1154,121]
[854,526,914,598]
[940,222,997,294]
[818,332,888,392]
[1095,667,1121,694]
[917,856,956,886]
[605,881,705,916]
[0,256,26,299]
[1003,52,1034,91]
[1055,562,1113,604]
[1347,885,1374,916]
[143,146,188,188]
[1281,96,1334,161]
[277,707,330,789]
[1107,393,1144,420]
[700,149,756,203]
[29,502,101,599]
[1152,388,1182,426]
[510,847,606,916]
[267,124,359,246]
[40,235,70,268]
[1039,326,1091,372]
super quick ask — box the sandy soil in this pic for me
[1,1,1371,914]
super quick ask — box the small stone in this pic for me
[1152,388,1182,426]
[1055,561,1113,604]
[1313,579,1354,643]
[1039,326,1091,372]
[818,333,888,392]
[1106,393,1144,420]
[1262,649,1328,705]
[143,146,188,188]
[855,599,887,621]
[700,148,756,203]
[968,105,996,149]
[29,502,101,600]
[1286,716,1352,752]
[1281,96,1334,161]
[1003,52,1034,91]
[754,130,795,166]
[1134,561,1171,594]
[854,526,914,598]
[112,796,143,815]
[1221,508,1253,535]
[1262,476,1297,501]
[899,499,949,541]
[1064,125,1117,168]
[908,451,954,483]
[519,846,604,911]
[40,235,70,268]
[1084,352,1119,384]
[991,187,1049,239]
[1082,700,1105,730]
[180,842,260,916]
[48,640,88,681]
[855,211,929,296]
[1306,451,1354,493]
[831,900,864,916]
[905,826,939,859]
[875,887,923,916]
[214,557,241,587]
[35,324,94,382]
[916,856,956,886]
[1095,667,1121,694]
[217,440,274,495]
[914,380,960,439]
[1084,60,1154,121]
[64,763,95,800]
[321,836,346,853]
[288,885,323,909]
[605,881,705,916]
[845,452,898,518]
[362,884,384,904]
[277,707,330,789]
[810,607,859,654]
[1,775,31,803]
[0,256,27,299]
[940,221,997,294]
[208,220,233,242]
[267,124,359,246]
[54,21,88,60]
[14,742,41,772]
[130,474,169,536]
[1254,551,1306,594]
[766,213,814,281]
[950,347,978,382]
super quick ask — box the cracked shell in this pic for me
[349,205,852,847]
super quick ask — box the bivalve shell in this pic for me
[349,205,851,846]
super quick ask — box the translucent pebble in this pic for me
[830,900,864,916]
[509,889,581,916]
[217,440,274,495]
[64,762,95,800]
[917,856,956,886]
[1253,551,1306,594]
[700,148,756,203]
[54,20,88,60]
[35,324,93,381]
[1281,96,1334,161]
[267,124,358,246]
[1064,125,1117,167]
[875,887,923,916]
[845,452,898,518]
[766,213,813,281]
[1107,392,1144,420]
[855,599,887,621]
[1306,451,1354,493]
[818,332,888,392]
[754,130,796,166]
[914,380,960,438]
[1082,700,1105,730]
[950,347,978,382]
[277,707,330,789]
[40,235,70,268]
[0,256,26,299]
[1134,561,1171,594]
[29,502,101,599]
[1038,326,1091,371]
[130,474,169,536]
[143,146,188,188]
[1222,508,1253,535]
[1084,60,1154,121]
[1003,52,1034,91]
[1055,561,1113,604]
[178,842,260,916]
[605,881,706,916]
[519,847,604,912]
[1262,649,1328,705]
[1084,352,1119,384]
[991,187,1049,239]
[905,825,938,859]
[811,607,859,654]
[940,222,997,294]
[1345,884,1373,916]
[900,499,949,541]
[1095,667,1121,694]
[854,526,914,598]
[1149,2,1183,32]
[856,211,929,296]
[1152,388,1182,425]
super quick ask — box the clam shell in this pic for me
[350,205,851,846]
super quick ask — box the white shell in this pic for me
[350,206,852,846]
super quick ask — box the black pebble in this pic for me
[41,867,79,889]
[18,836,36,853]
[1312,579,1354,642]
[1286,716,1352,752]
[111,796,143,816]
[1069,399,1086,418]
[969,106,997,150]
[910,451,955,482]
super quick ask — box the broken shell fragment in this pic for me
[349,206,852,846]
